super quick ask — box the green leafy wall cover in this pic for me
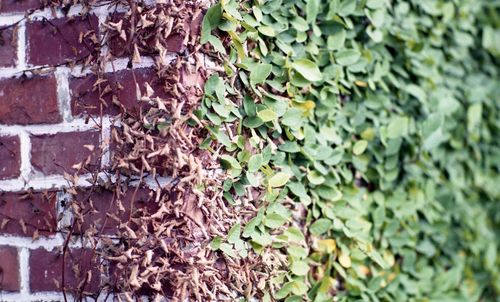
[199,0,500,301]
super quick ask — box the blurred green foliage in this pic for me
[200,0,500,301]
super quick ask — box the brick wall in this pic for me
[0,1,203,300]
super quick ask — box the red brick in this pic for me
[0,75,60,125]
[74,187,156,235]
[0,191,56,237]
[70,68,167,116]
[0,0,43,13]
[0,27,17,67]
[29,248,100,293]
[0,135,21,180]
[27,15,99,66]
[0,246,19,292]
[31,131,100,175]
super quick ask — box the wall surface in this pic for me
[0,1,202,300]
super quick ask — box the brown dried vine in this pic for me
[0,0,284,301]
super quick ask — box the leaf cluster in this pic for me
[200,0,500,301]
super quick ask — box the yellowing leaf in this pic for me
[317,239,336,253]
[294,100,316,111]
[359,265,370,277]
[257,109,277,122]
[353,140,368,155]
[338,252,352,268]
[269,172,291,187]
[354,80,368,87]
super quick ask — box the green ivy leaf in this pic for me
[200,4,222,43]
[264,212,287,229]
[258,25,276,37]
[307,171,325,185]
[327,28,346,50]
[220,243,238,258]
[292,59,323,82]
[291,261,310,276]
[310,219,332,235]
[207,35,226,54]
[227,223,241,244]
[290,280,308,295]
[248,154,264,172]
[210,236,222,250]
[284,227,305,242]
[366,0,385,9]
[467,103,482,131]
[339,0,357,17]
[306,0,320,24]
[220,155,242,170]
[335,49,361,66]
[250,63,273,86]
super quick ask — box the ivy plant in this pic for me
[200,0,500,301]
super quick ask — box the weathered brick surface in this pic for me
[27,15,99,66]
[70,68,167,116]
[0,0,42,13]
[0,75,60,125]
[74,187,155,234]
[0,135,21,180]
[0,191,57,237]
[31,131,100,175]
[0,27,16,67]
[29,248,100,292]
[0,2,205,298]
[0,246,19,292]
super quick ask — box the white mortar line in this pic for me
[0,292,66,301]
[26,6,61,21]
[96,4,110,58]
[100,117,112,168]
[0,15,24,26]
[18,247,29,294]
[0,234,65,250]
[0,118,99,135]
[0,170,172,192]
[0,66,21,77]
[140,175,171,189]
[0,173,102,192]
[104,56,158,73]
[18,131,32,180]
[0,230,123,251]
[28,2,121,21]
[54,55,163,79]
[16,20,27,71]
[0,54,168,79]
[56,191,73,231]
[55,67,72,122]
[0,292,153,302]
